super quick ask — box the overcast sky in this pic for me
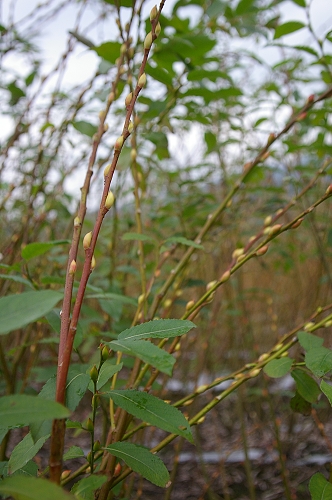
[1,0,331,89]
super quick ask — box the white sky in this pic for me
[1,0,331,88]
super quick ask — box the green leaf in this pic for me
[274,21,306,39]
[30,370,91,441]
[8,81,25,105]
[72,121,98,138]
[106,390,193,442]
[86,292,136,306]
[290,391,312,415]
[0,394,70,429]
[118,319,195,341]
[320,380,332,406]
[11,460,38,478]
[0,273,33,288]
[107,339,175,375]
[290,0,306,6]
[8,433,49,474]
[103,0,133,6]
[38,371,90,412]
[309,473,332,500]
[291,369,320,403]
[146,64,174,87]
[164,236,204,250]
[71,475,108,500]
[0,290,62,335]
[21,240,69,261]
[305,347,332,377]
[104,442,170,487]
[263,357,293,378]
[298,331,324,351]
[95,360,123,390]
[92,41,121,63]
[122,232,156,243]
[63,446,85,461]
[0,476,75,500]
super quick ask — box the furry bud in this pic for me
[220,270,231,283]
[69,259,76,275]
[104,163,111,177]
[125,92,133,107]
[138,73,147,88]
[105,191,115,210]
[155,22,161,37]
[91,255,96,270]
[150,5,158,21]
[144,32,153,50]
[114,136,124,151]
[83,231,92,250]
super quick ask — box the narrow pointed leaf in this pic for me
[63,446,85,461]
[305,347,332,377]
[0,395,70,429]
[0,290,62,335]
[0,476,75,500]
[106,389,193,442]
[118,319,196,341]
[274,21,306,39]
[263,357,293,378]
[105,442,170,487]
[298,331,324,351]
[8,433,50,474]
[21,240,69,261]
[320,380,332,406]
[291,369,320,403]
[164,236,204,250]
[96,361,123,390]
[71,475,108,499]
[107,339,175,375]
[122,232,156,243]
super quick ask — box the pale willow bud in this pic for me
[138,73,147,88]
[270,224,282,234]
[220,270,231,283]
[91,255,96,270]
[232,248,244,259]
[164,299,172,308]
[128,121,134,134]
[103,123,109,132]
[304,322,314,331]
[108,92,115,104]
[206,280,217,292]
[150,5,158,21]
[105,190,115,210]
[256,245,269,256]
[155,22,161,37]
[144,32,153,50]
[186,300,195,311]
[326,184,332,195]
[264,215,272,227]
[130,149,137,161]
[138,294,145,305]
[69,259,76,275]
[114,136,124,151]
[74,216,81,227]
[120,43,127,54]
[104,163,111,177]
[83,231,92,250]
[125,92,133,107]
